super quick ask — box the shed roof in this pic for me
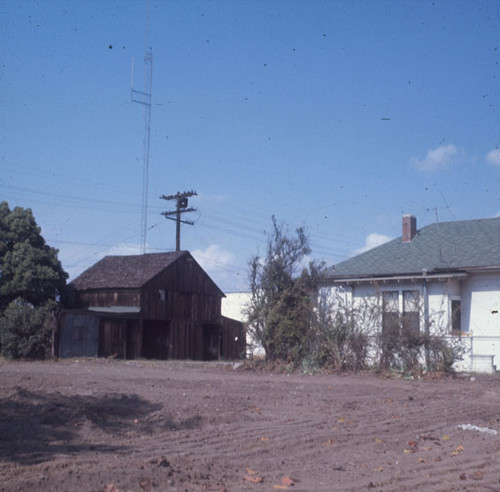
[324,216,500,280]
[70,251,188,290]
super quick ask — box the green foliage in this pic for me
[0,300,56,359]
[0,201,67,359]
[0,201,68,310]
[245,215,463,376]
[246,216,318,362]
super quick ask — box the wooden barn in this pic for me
[58,251,245,361]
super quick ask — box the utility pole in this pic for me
[160,190,197,251]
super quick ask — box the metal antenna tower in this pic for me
[131,4,153,255]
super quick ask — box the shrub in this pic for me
[0,299,56,359]
[308,296,371,372]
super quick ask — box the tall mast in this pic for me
[131,1,152,254]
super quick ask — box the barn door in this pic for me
[203,324,221,360]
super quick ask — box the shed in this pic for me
[58,251,244,360]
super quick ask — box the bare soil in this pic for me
[1,359,500,491]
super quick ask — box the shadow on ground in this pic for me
[0,388,163,464]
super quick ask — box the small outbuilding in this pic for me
[58,251,245,361]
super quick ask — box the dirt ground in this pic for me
[1,360,500,492]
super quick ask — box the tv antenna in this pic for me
[131,0,153,255]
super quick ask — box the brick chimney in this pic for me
[402,214,417,243]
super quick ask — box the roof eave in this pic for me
[321,272,469,285]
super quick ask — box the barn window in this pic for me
[158,289,166,302]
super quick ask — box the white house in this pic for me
[221,292,265,358]
[322,215,500,373]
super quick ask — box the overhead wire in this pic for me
[3,173,353,282]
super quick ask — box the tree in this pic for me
[246,216,320,362]
[0,201,67,358]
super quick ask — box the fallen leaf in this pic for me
[261,437,269,442]
[337,417,346,423]
[273,486,288,490]
[282,476,294,486]
[403,449,415,454]
[408,441,418,449]
[374,438,383,444]
[246,467,258,475]
[473,471,484,480]
[323,439,335,446]
[420,446,432,452]
[139,478,153,489]
[456,445,464,452]
[442,435,450,441]
[104,486,120,492]
[244,475,263,483]
[418,458,427,463]
[373,466,383,472]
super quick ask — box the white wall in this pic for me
[221,292,251,322]
[222,292,264,357]
[462,273,500,337]
[325,274,500,372]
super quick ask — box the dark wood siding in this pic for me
[98,318,142,359]
[61,252,226,361]
[221,316,246,360]
[142,254,223,321]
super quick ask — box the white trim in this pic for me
[331,272,468,285]
[88,306,141,314]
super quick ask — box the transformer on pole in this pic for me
[160,191,197,251]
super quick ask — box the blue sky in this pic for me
[2,0,500,292]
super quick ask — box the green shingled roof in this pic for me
[324,217,500,280]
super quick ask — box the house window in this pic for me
[382,290,420,337]
[451,299,461,334]
[382,291,399,337]
[402,290,420,336]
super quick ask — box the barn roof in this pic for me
[70,251,190,290]
[324,216,500,281]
